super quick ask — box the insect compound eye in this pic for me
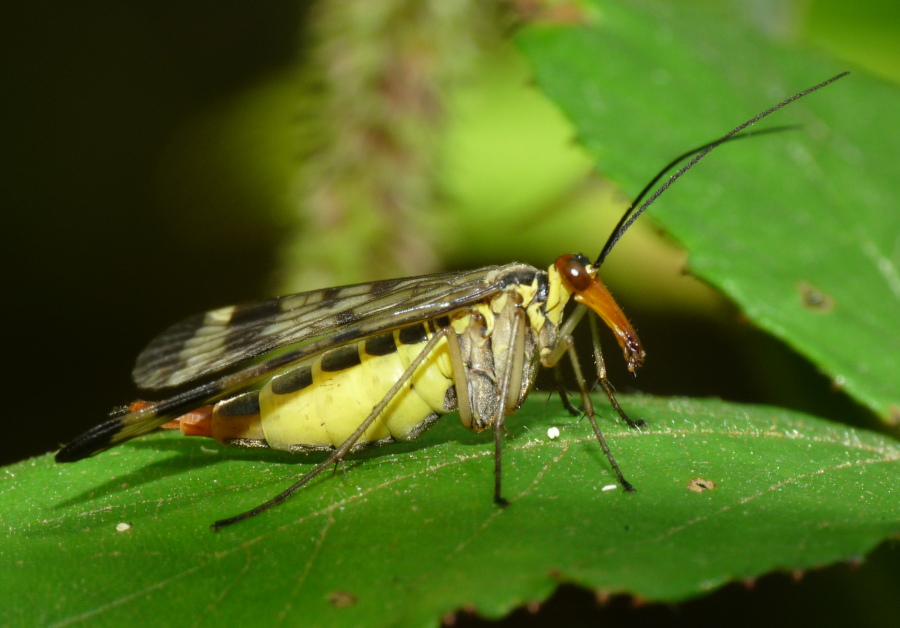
[555,254,593,292]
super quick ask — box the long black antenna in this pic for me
[595,72,848,267]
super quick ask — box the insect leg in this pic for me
[503,297,528,414]
[212,327,453,531]
[553,367,582,417]
[493,419,509,507]
[542,322,634,493]
[548,303,643,429]
[442,325,473,428]
[588,315,645,429]
[492,304,527,507]
[561,334,635,492]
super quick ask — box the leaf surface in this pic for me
[4,396,899,626]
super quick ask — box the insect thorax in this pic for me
[450,263,560,432]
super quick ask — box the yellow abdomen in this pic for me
[206,324,455,452]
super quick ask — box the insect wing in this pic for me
[134,267,501,389]
[57,266,507,462]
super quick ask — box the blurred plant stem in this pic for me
[278,0,504,293]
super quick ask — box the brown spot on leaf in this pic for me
[798,281,835,312]
[687,478,718,493]
[326,590,357,608]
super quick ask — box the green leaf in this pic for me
[516,0,900,422]
[4,396,899,626]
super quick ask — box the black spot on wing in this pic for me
[223,303,284,355]
[228,300,283,326]
[364,333,398,357]
[367,280,398,296]
[335,309,358,326]
[321,287,342,302]
[217,391,261,416]
[132,313,207,384]
[271,366,314,395]
[398,323,428,345]
[321,344,362,372]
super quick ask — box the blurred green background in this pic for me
[2,0,898,625]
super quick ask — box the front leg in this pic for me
[542,332,635,493]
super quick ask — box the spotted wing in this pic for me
[134,267,504,389]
